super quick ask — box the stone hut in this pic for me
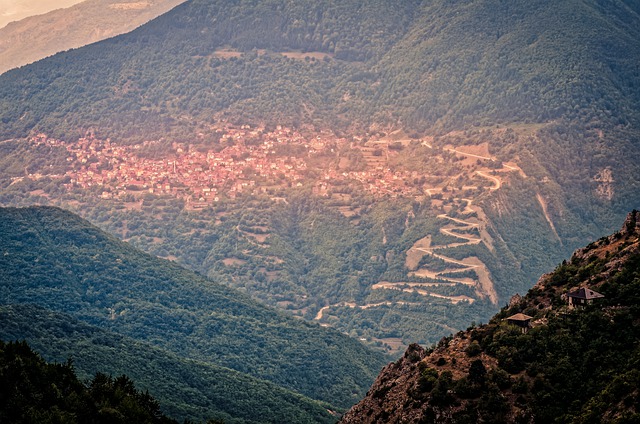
[566,287,604,308]
[506,313,533,333]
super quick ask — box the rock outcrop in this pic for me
[341,211,640,423]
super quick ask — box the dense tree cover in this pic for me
[0,0,638,141]
[0,304,337,424]
[0,338,178,424]
[0,206,387,408]
[0,0,421,142]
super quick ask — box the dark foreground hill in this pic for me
[0,338,178,424]
[0,206,387,411]
[341,211,640,423]
[0,304,336,423]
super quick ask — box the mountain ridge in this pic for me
[0,0,186,75]
[0,205,387,409]
[340,211,640,423]
[1,0,638,138]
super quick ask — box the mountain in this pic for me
[0,338,178,424]
[0,0,186,75]
[0,0,638,137]
[0,304,336,423]
[0,205,387,411]
[0,0,639,353]
[340,211,640,423]
[0,0,84,28]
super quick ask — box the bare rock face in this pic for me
[508,293,522,308]
[340,344,427,424]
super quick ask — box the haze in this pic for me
[0,0,85,28]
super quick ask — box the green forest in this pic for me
[0,304,336,424]
[0,206,387,413]
[0,186,506,348]
[0,338,179,424]
[1,0,638,140]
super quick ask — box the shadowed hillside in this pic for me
[0,206,387,409]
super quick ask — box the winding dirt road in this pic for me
[375,202,498,305]
[314,141,516,324]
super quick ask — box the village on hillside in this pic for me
[24,124,516,209]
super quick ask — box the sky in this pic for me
[0,0,85,28]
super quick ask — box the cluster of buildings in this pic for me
[29,126,431,205]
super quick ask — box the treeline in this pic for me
[0,338,179,424]
[0,0,638,142]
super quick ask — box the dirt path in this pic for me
[377,141,522,305]
[444,147,493,161]
[377,208,499,305]
[381,285,476,304]
[475,171,501,190]
[314,301,422,321]
[339,143,513,312]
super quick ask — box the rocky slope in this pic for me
[341,211,640,423]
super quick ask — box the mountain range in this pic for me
[0,0,639,368]
[0,0,185,75]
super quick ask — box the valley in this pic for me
[2,122,529,354]
[0,0,638,420]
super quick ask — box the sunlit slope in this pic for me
[0,0,185,74]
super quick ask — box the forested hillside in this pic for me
[0,0,638,358]
[0,304,336,423]
[0,206,387,410]
[1,0,638,140]
[0,0,636,228]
